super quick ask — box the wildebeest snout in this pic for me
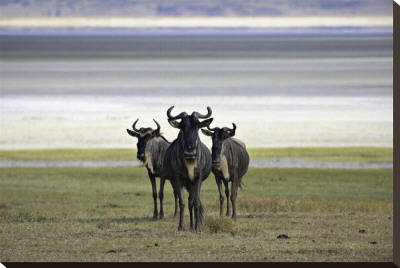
[137,152,145,161]
[212,157,221,166]
[184,147,197,159]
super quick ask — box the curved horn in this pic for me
[167,106,188,120]
[153,119,160,133]
[229,123,236,136]
[191,106,212,119]
[132,118,140,132]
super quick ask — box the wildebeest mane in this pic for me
[221,137,249,180]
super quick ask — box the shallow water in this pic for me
[0,159,393,169]
[0,35,393,149]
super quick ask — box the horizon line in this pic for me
[0,15,393,28]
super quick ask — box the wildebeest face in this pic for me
[201,123,236,166]
[167,106,213,160]
[170,115,213,160]
[127,119,160,162]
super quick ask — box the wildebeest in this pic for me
[201,123,249,220]
[127,118,178,220]
[163,106,213,232]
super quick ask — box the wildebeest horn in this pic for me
[192,106,212,119]
[228,123,236,136]
[167,106,188,120]
[153,119,160,133]
[132,118,140,132]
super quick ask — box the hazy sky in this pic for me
[0,0,393,17]
[0,0,393,33]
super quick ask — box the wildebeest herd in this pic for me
[127,106,249,233]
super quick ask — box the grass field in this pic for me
[0,147,393,162]
[0,157,393,262]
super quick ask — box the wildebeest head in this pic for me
[167,106,213,160]
[126,118,161,162]
[201,123,236,166]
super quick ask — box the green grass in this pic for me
[0,146,393,162]
[247,147,393,162]
[0,148,136,161]
[0,166,393,262]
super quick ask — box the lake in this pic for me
[0,34,393,149]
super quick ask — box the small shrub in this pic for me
[204,215,235,234]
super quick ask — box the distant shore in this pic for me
[0,147,393,167]
[0,158,393,169]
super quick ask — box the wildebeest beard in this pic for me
[185,158,197,181]
[143,153,154,173]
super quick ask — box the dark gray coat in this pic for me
[163,106,213,232]
[127,120,177,220]
[144,136,170,178]
[163,130,212,190]
[212,137,249,182]
[202,123,249,220]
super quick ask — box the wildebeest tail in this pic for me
[239,178,245,190]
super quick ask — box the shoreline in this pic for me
[0,159,393,169]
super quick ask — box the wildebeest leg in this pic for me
[215,176,225,216]
[188,189,194,230]
[148,170,158,220]
[158,177,165,219]
[222,179,231,216]
[194,174,203,233]
[231,176,239,221]
[173,185,179,218]
[177,183,185,231]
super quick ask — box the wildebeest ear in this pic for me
[201,129,213,136]
[168,119,181,129]
[127,129,139,137]
[197,118,213,129]
[225,123,236,138]
[226,130,235,138]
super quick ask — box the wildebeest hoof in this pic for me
[152,216,158,221]
[159,214,164,220]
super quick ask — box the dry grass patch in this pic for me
[236,196,392,214]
